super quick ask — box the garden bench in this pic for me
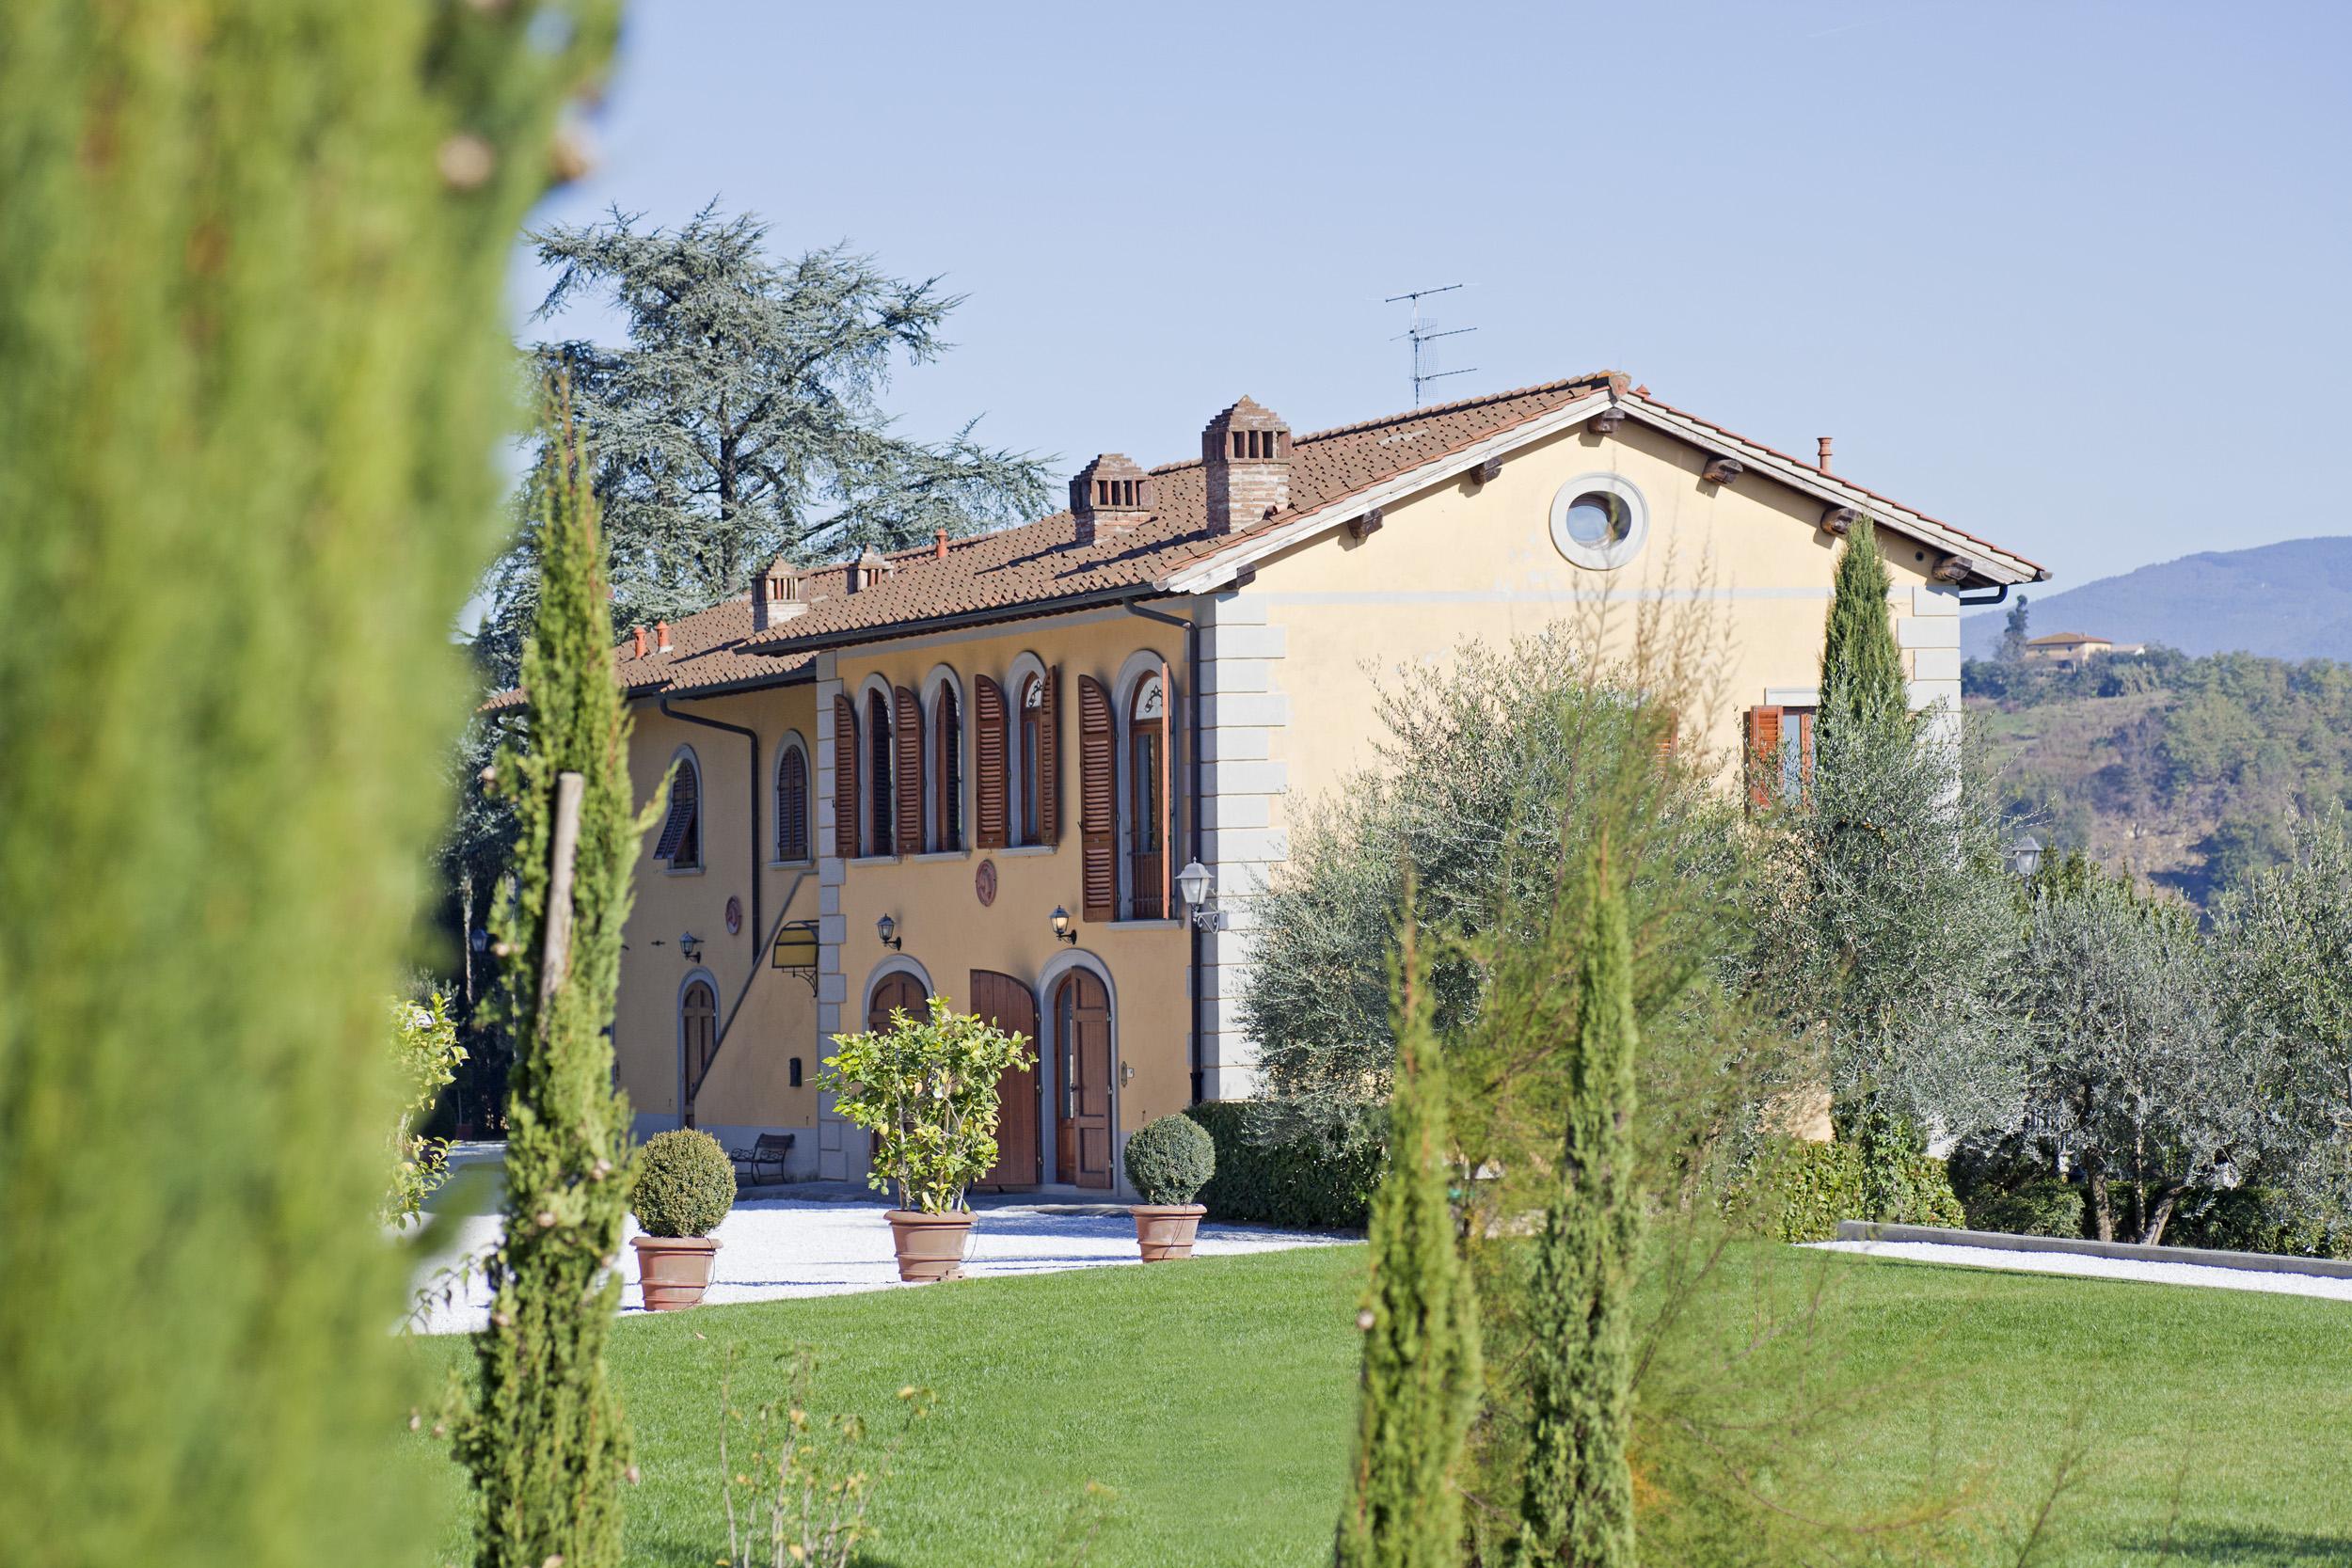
[728,1132,795,1187]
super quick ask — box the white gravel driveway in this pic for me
[411,1194,1343,1336]
[1807,1237,2352,1302]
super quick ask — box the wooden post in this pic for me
[537,770,585,1030]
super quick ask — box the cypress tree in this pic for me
[1337,911,1484,1568]
[0,8,612,1568]
[1814,521,1932,1209]
[451,403,645,1568]
[1818,522,1908,734]
[1515,851,1640,1568]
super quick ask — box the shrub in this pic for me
[384,991,466,1229]
[1763,1139,1963,1242]
[818,994,1034,1214]
[1965,1180,2084,1239]
[632,1130,736,1239]
[1123,1114,1216,1206]
[1187,1101,1383,1229]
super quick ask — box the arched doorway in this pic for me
[862,969,929,1173]
[1052,969,1113,1189]
[679,975,718,1128]
[972,971,1041,1189]
[867,970,926,1033]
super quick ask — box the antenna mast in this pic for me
[1384,283,1476,406]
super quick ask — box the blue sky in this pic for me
[515,0,2350,594]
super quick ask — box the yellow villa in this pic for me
[580,372,2045,1196]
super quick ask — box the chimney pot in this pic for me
[1070,453,1154,546]
[933,527,948,561]
[755,556,808,631]
[631,626,647,658]
[848,546,890,593]
[1200,397,1292,536]
[1818,436,1834,471]
[654,620,672,654]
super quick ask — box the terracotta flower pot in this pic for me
[886,1210,975,1283]
[1132,1203,1207,1262]
[630,1233,721,1310]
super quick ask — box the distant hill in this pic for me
[1962,536,2352,661]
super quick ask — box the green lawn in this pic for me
[407,1244,2352,1567]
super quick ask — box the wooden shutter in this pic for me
[1039,665,1062,844]
[1078,673,1116,923]
[895,685,922,854]
[833,693,858,859]
[778,748,808,860]
[1745,705,1783,809]
[654,760,698,862]
[975,674,1008,849]
[1157,657,1173,920]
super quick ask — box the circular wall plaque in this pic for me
[975,858,998,908]
[723,895,743,936]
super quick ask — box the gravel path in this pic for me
[1806,1237,2352,1302]
[410,1196,1345,1335]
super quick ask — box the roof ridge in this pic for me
[1291,372,1619,443]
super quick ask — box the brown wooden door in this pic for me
[1053,970,1113,1189]
[972,971,1041,1188]
[867,972,926,1032]
[865,973,928,1166]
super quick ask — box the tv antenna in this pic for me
[1385,283,1477,406]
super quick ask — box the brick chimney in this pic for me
[1070,453,1154,546]
[848,545,891,594]
[754,556,807,632]
[1201,397,1291,536]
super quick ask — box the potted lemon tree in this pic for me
[1123,1114,1216,1260]
[818,994,1033,1282]
[628,1128,736,1309]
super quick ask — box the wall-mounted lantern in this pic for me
[876,913,902,951]
[1049,906,1077,945]
[1175,859,1225,931]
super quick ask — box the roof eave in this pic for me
[1155,388,2047,594]
[742,580,1173,657]
[1617,397,2047,588]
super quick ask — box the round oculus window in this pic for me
[1548,474,1648,569]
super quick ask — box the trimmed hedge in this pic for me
[1185,1102,1382,1230]
[1964,1180,2084,1239]
[1766,1138,1964,1243]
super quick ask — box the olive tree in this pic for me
[2020,872,2278,1243]
[2215,811,2352,1212]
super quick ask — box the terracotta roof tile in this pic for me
[488,370,2040,710]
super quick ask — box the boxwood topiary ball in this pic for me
[1123,1114,1216,1207]
[631,1128,736,1238]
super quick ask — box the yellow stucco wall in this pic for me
[615,685,822,1145]
[829,611,1193,1142]
[609,414,1977,1163]
[1242,417,1947,812]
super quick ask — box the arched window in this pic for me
[1018,673,1044,846]
[680,976,719,1101]
[655,747,702,870]
[775,740,810,862]
[1125,672,1168,919]
[932,682,963,851]
[866,689,894,856]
